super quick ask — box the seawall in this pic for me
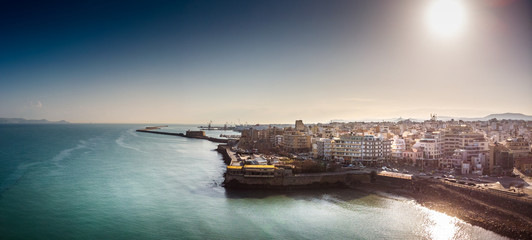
[136,129,228,143]
[223,171,371,189]
[216,145,232,165]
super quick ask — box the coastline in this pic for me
[216,144,532,239]
[350,179,532,240]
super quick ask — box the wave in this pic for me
[1,138,94,195]
[116,133,146,153]
[52,143,85,163]
[48,139,94,176]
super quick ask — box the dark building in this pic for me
[489,143,513,175]
[186,130,205,137]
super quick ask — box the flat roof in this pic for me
[227,166,243,170]
[243,165,275,169]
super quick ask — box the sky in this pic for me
[1,0,531,124]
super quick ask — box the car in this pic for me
[419,173,427,176]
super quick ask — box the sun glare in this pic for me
[421,207,461,240]
[425,0,467,39]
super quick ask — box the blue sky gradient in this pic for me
[1,0,531,123]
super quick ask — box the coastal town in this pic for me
[228,116,531,178]
[2,0,531,239]
[215,116,532,239]
[140,115,532,194]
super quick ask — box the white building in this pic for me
[391,137,406,158]
[274,135,283,146]
[332,135,391,164]
[316,138,333,160]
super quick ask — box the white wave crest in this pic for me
[116,134,145,153]
[51,141,87,163]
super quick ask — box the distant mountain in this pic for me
[342,113,532,123]
[0,118,69,124]
[437,113,532,121]
[481,113,532,121]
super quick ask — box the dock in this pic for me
[136,128,229,143]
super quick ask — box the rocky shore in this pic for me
[359,178,532,240]
[215,144,532,239]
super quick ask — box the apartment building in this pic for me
[332,135,391,164]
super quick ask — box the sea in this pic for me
[0,124,508,239]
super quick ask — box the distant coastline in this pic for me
[340,112,532,123]
[0,118,69,124]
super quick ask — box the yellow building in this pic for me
[281,131,311,153]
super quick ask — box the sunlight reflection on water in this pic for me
[423,208,460,240]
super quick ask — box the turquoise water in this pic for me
[0,124,507,239]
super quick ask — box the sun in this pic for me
[425,0,467,39]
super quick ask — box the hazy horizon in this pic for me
[1,0,531,124]
[2,111,531,125]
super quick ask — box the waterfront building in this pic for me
[281,131,311,153]
[438,157,454,169]
[332,135,391,164]
[316,138,333,160]
[411,132,443,168]
[441,125,472,156]
[489,143,513,175]
[413,132,442,160]
[402,149,423,165]
[461,162,471,174]
[226,165,278,177]
[391,137,406,158]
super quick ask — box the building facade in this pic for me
[332,135,391,164]
[281,131,311,152]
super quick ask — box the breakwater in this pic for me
[136,129,228,143]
